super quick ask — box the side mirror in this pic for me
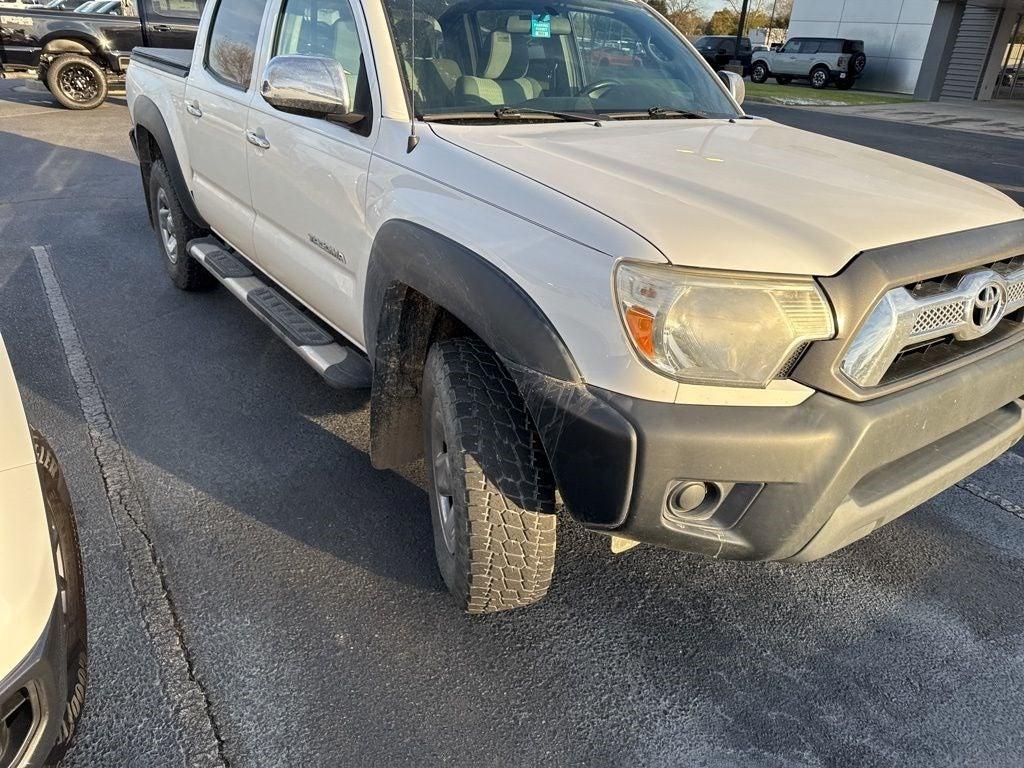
[261,55,351,119]
[718,70,745,105]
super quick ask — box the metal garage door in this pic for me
[941,3,1003,99]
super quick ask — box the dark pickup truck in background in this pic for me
[0,0,201,109]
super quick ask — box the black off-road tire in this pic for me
[750,61,769,83]
[851,51,867,76]
[32,429,88,766]
[45,54,107,110]
[834,77,855,90]
[775,75,792,85]
[148,160,216,291]
[422,338,557,614]
[810,65,831,89]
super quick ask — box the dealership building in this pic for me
[787,0,1024,100]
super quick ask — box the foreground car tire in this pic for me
[45,54,107,110]
[422,338,557,614]
[32,429,88,766]
[751,61,769,83]
[148,160,216,291]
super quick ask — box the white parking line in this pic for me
[31,244,227,768]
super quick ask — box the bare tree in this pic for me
[728,0,793,24]
[211,39,255,87]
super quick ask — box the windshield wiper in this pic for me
[420,108,603,124]
[602,106,710,120]
[647,106,708,119]
[494,106,605,123]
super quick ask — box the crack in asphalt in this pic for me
[32,244,229,768]
[956,479,1024,521]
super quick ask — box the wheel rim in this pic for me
[58,64,100,103]
[156,188,178,263]
[430,405,457,556]
[813,70,827,86]
[754,65,764,80]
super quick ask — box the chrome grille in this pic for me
[842,260,1024,388]
[911,302,965,335]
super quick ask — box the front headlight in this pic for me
[615,262,835,387]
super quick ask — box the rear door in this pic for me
[245,0,378,344]
[184,0,270,256]
[140,0,204,48]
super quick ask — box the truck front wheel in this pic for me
[148,160,215,291]
[421,337,557,613]
[45,54,107,110]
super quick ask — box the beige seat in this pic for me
[391,14,463,110]
[455,19,551,107]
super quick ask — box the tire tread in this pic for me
[427,338,557,613]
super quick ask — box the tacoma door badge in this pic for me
[308,234,346,264]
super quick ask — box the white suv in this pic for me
[751,37,866,89]
[0,333,87,766]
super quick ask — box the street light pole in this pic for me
[734,0,749,60]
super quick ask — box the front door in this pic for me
[774,38,802,74]
[141,0,205,49]
[184,0,269,257]
[245,0,377,344]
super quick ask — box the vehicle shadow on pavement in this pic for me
[0,78,126,109]
[0,128,443,597]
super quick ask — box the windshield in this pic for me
[381,0,739,120]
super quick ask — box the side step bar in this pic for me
[187,237,371,389]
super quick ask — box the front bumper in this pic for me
[0,598,65,768]
[516,334,1024,561]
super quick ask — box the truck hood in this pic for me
[430,118,1023,275]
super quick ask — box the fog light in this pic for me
[667,481,717,516]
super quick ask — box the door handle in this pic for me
[246,130,270,150]
[152,23,171,32]
[185,100,202,118]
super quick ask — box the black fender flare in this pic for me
[131,95,208,228]
[364,219,583,469]
[364,220,580,381]
[364,220,638,526]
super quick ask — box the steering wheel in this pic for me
[645,35,673,65]
[575,78,621,98]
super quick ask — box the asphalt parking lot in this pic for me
[3,77,1024,767]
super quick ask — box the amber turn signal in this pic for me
[624,305,655,358]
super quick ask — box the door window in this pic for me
[205,0,268,89]
[798,40,820,55]
[273,0,369,113]
[146,0,205,20]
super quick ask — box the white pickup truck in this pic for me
[126,0,1024,613]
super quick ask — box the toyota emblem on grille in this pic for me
[969,281,1006,335]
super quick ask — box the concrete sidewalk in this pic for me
[811,99,1024,141]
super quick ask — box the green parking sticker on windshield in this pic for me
[531,14,551,38]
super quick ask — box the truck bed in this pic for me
[131,47,192,77]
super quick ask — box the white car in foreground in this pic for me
[0,334,86,767]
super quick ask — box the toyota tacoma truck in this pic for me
[126,0,1024,613]
[0,0,201,108]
